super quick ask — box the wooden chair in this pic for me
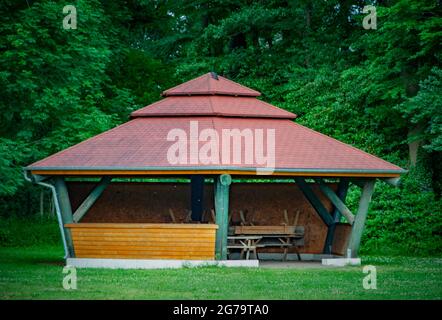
[239,209,255,226]
[282,209,300,227]
[168,208,195,223]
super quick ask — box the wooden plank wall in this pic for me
[66,223,218,260]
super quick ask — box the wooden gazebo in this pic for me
[25,72,405,267]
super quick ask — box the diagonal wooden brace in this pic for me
[73,176,112,223]
[295,177,333,226]
[314,178,355,225]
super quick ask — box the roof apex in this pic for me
[162,73,261,97]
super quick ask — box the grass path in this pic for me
[0,246,441,299]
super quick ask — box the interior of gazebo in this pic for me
[24,172,386,262]
[69,175,350,261]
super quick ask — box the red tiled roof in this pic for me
[131,96,296,119]
[162,73,261,97]
[26,73,405,176]
[27,117,404,174]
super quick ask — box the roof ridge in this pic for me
[217,75,261,96]
[131,98,169,116]
[162,73,208,96]
[207,73,211,93]
[208,96,215,114]
[254,98,296,118]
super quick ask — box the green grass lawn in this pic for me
[0,245,441,299]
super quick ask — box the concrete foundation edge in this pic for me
[66,258,259,269]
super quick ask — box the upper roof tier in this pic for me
[162,72,261,97]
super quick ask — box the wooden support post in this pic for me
[295,177,333,226]
[53,177,75,257]
[190,175,204,221]
[73,176,112,223]
[323,179,349,254]
[40,190,44,217]
[347,180,376,258]
[215,174,232,260]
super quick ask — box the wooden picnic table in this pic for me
[255,234,302,261]
[230,225,305,261]
[227,236,263,260]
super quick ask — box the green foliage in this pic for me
[359,175,442,256]
[0,138,31,196]
[0,216,60,247]
[402,67,442,152]
[0,0,137,196]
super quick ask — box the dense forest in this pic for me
[0,0,441,255]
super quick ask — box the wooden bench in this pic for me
[233,225,305,261]
[234,225,304,236]
[227,236,263,260]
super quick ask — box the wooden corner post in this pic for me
[53,177,75,257]
[214,174,232,260]
[347,180,376,258]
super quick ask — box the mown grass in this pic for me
[0,245,441,299]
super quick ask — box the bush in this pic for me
[352,175,442,256]
[0,216,61,247]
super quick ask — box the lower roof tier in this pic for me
[26,117,405,177]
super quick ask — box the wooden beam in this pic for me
[53,177,75,257]
[315,178,355,224]
[72,176,112,223]
[215,174,232,260]
[333,179,349,222]
[190,175,204,221]
[323,179,349,253]
[347,180,376,257]
[294,177,333,226]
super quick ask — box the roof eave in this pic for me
[25,166,406,178]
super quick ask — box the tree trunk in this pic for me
[408,125,424,167]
